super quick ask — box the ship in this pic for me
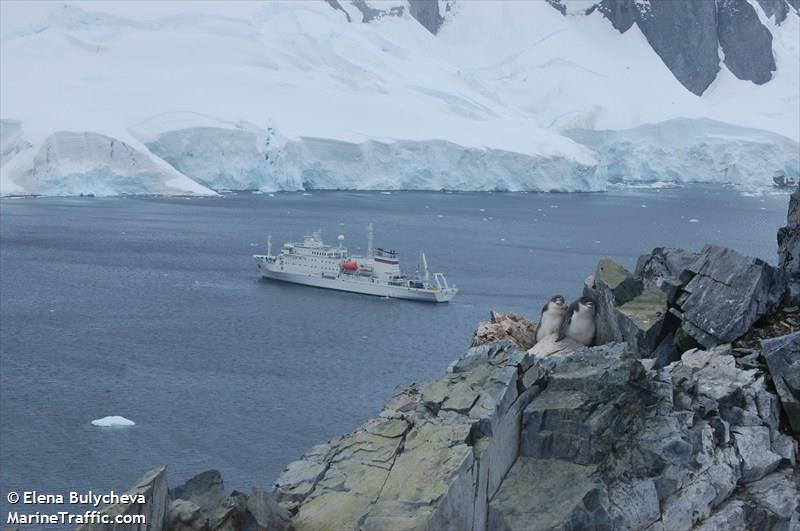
[253,224,458,302]
[773,171,797,189]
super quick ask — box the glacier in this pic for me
[1,126,214,197]
[0,1,798,196]
[142,123,599,193]
[565,118,800,189]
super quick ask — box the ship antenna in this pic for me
[267,234,272,257]
[367,222,374,258]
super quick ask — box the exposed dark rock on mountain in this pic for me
[322,0,795,96]
[408,0,445,34]
[718,0,777,84]
[572,0,792,95]
[758,0,794,23]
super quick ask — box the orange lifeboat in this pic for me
[341,261,358,271]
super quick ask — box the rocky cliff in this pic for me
[76,197,800,531]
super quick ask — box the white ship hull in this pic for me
[257,262,457,302]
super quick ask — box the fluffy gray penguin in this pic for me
[534,295,567,342]
[557,296,596,346]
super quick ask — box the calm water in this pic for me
[0,187,787,522]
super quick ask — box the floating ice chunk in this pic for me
[689,219,700,223]
[380,191,392,195]
[479,208,485,212]
[437,214,444,218]
[91,416,135,427]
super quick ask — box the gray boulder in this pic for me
[244,489,292,531]
[586,258,669,357]
[171,470,224,516]
[166,499,209,531]
[635,247,699,295]
[77,465,169,531]
[762,332,800,435]
[678,245,786,347]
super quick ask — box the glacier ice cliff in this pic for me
[144,125,599,193]
[566,118,800,188]
[0,128,214,197]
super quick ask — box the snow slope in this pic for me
[0,1,798,196]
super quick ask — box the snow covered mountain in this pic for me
[0,0,798,196]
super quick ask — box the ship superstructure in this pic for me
[253,224,457,302]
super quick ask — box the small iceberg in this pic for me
[91,416,135,427]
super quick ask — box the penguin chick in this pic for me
[557,296,596,346]
[535,295,567,342]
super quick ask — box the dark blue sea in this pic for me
[0,187,789,523]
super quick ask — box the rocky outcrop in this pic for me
[78,466,169,531]
[269,238,795,530]
[275,340,541,531]
[170,470,224,517]
[274,337,798,530]
[763,332,800,435]
[586,244,787,361]
[778,184,800,301]
[678,245,787,347]
[585,258,670,357]
[492,343,799,531]
[79,468,290,531]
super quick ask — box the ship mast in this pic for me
[421,252,430,282]
[267,234,272,257]
[367,222,374,258]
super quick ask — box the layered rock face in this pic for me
[78,468,291,531]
